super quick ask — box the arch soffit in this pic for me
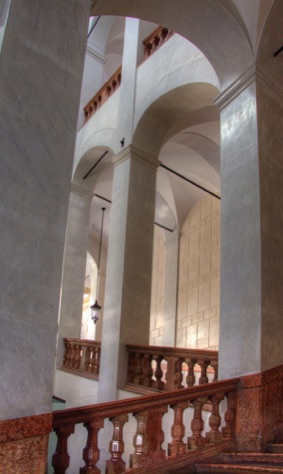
[73,145,114,192]
[133,82,219,157]
[134,48,219,131]
[91,0,254,89]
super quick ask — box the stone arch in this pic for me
[133,82,219,157]
[91,0,254,89]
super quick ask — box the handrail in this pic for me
[52,378,239,473]
[53,378,238,427]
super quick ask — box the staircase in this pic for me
[174,444,283,473]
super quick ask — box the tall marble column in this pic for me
[0,0,89,471]
[162,232,179,346]
[98,145,159,402]
[58,183,93,365]
[217,64,283,379]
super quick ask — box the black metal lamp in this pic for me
[91,207,106,324]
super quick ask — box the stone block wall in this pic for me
[150,226,166,345]
[177,196,220,349]
[150,195,220,349]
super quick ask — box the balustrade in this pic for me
[126,344,218,393]
[62,338,101,381]
[83,66,122,122]
[52,378,239,474]
[143,26,174,58]
[82,26,174,126]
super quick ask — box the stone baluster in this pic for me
[106,414,129,474]
[151,355,164,390]
[206,393,224,444]
[188,397,207,450]
[74,344,81,370]
[165,357,184,391]
[63,342,70,368]
[130,407,167,468]
[93,346,100,375]
[80,420,104,474]
[222,391,237,439]
[198,360,209,384]
[88,347,96,373]
[142,353,153,387]
[134,352,144,385]
[52,425,75,474]
[185,359,196,387]
[127,351,136,383]
[168,402,188,456]
[211,360,218,382]
[174,357,185,390]
[85,346,91,372]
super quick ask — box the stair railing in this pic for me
[52,377,239,474]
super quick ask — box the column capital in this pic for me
[71,183,94,201]
[215,63,283,111]
[112,145,159,171]
[214,64,256,111]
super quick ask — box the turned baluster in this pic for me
[88,347,95,373]
[207,393,224,444]
[63,342,70,368]
[80,419,104,474]
[185,359,196,387]
[134,352,144,385]
[130,407,167,468]
[92,347,100,375]
[222,391,237,439]
[198,360,209,384]
[174,357,185,390]
[85,346,91,372]
[142,353,153,387]
[106,414,129,474]
[52,424,75,474]
[127,351,136,383]
[188,397,207,450]
[74,344,81,370]
[151,355,164,390]
[168,402,188,456]
[211,360,218,382]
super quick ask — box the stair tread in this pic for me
[197,462,283,472]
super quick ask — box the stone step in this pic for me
[194,452,283,473]
[269,444,283,454]
[195,462,283,473]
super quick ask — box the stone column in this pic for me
[217,64,283,379]
[98,146,159,402]
[58,183,93,366]
[162,232,179,346]
[0,0,89,470]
